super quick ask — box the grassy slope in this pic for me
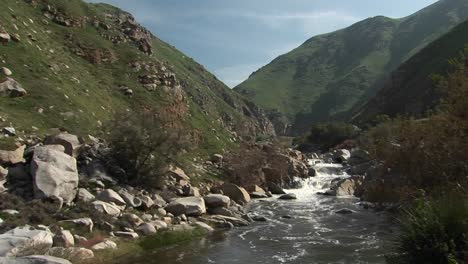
[0,0,273,155]
[353,19,468,124]
[235,0,468,134]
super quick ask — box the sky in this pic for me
[87,0,439,87]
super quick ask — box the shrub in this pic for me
[388,193,468,264]
[297,122,360,151]
[105,110,185,188]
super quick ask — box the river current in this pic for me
[140,161,394,264]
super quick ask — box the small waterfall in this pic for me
[285,159,349,198]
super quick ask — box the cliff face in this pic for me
[0,0,274,154]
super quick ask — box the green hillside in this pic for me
[235,0,468,135]
[353,19,468,124]
[0,0,274,154]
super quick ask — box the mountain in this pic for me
[353,18,468,124]
[0,0,274,154]
[235,0,468,135]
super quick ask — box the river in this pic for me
[138,161,394,264]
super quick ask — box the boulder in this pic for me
[76,188,95,203]
[0,255,72,264]
[90,240,117,251]
[252,215,267,222]
[165,197,206,217]
[0,33,11,43]
[0,68,12,77]
[118,189,142,208]
[207,207,236,217]
[96,189,126,207]
[151,220,168,230]
[0,146,25,166]
[52,230,74,248]
[250,192,268,199]
[330,176,364,196]
[47,247,94,263]
[135,223,157,235]
[336,208,354,214]
[43,145,66,153]
[182,185,200,197]
[113,231,139,240]
[192,222,214,232]
[152,194,166,208]
[138,195,154,209]
[333,149,351,163]
[44,133,81,157]
[168,166,190,182]
[211,215,249,227]
[266,182,286,195]
[0,226,53,257]
[0,78,27,97]
[91,201,121,216]
[203,194,230,208]
[211,154,223,163]
[31,147,78,205]
[120,213,144,228]
[2,127,15,136]
[278,193,297,200]
[221,183,250,205]
[59,218,93,233]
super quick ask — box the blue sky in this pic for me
[87,0,438,87]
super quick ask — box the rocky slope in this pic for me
[235,0,468,135]
[0,0,274,156]
[352,19,468,124]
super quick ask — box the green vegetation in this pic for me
[235,0,468,134]
[105,110,185,187]
[87,228,207,264]
[0,0,271,156]
[295,122,359,151]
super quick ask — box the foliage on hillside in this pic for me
[0,0,274,156]
[294,122,359,152]
[236,0,468,135]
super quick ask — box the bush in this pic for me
[388,193,468,264]
[297,122,360,151]
[105,110,185,188]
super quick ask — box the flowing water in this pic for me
[140,161,394,264]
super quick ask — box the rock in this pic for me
[0,145,25,166]
[96,189,126,207]
[211,154,223,163]
[208,207,236,217]
[266,182,286,195]
[253,185,266,194]
[91,240,117,251]
[203,194,230,208]
[113,231,139,240]
[31,147,78,205]
[152,194,166,208]
[135,223,157,235]
[252,215,267,222]
[1,210,18,216]
[333,149,351,163]
[43,145,66,153]
[278,193,297,200]
[211,215,249,227]
[44,133,81,157]
[336,208,354,214]
[250,192,268,199]
[59,218,93,233]
[0,78,27,97]
[151,220,168,230]
[168,166,190,182]
[141,214,153,222]
[0,226,53,257]
[138,195,154,209]
[47,247,94,263]
[73,235,87,245]
[118,189,142,208]
[2,127,15,136]
[330,176,364,196]
[91,201,121,216]
[221,183,250,205]
[53,230,74,248]
[165,197,206,216]
[120,213,144,228]
[182,185,200,197]
[0,68,12,77]
[0,33,11,43]
[192,222,214,232]
[76,188,95,203]
[0,255,72,264]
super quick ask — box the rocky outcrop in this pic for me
[0,78,27,97]
[44,134,81,157]
[31,147,79,205]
